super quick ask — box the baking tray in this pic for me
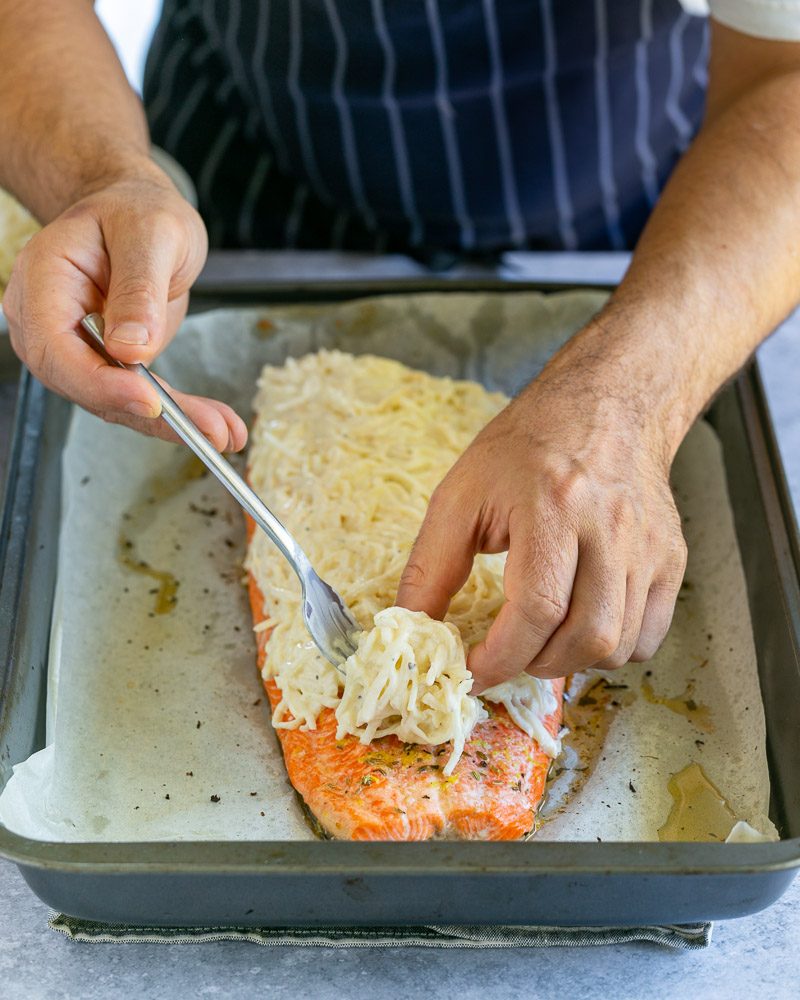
[0,333,21,494]
[1,261,799,927]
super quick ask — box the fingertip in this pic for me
[195,406,230,452]
[395,568,432,615]
[106,321,149,347]
[466,641,509,694]
[103,334,159,367]
[394,582,448,620]
[523,660,568,681]
[218,408,249,453]
[228,422,249,453]
[467,668,490,697]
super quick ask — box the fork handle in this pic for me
[80,313,310,580]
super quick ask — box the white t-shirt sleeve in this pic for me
[679,1,800,41]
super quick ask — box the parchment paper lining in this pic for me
[0,292,776,841]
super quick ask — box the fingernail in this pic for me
[126,400,159,418]
[108,323,149,346]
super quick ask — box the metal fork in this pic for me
[80,313,361,671]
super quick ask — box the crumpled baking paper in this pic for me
[0,292,777,842]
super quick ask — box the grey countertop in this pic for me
[1,253,799,998]
[0,866,797,1000]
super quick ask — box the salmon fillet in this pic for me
[246,559,564,841]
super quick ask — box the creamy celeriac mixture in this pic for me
[246,350,562,773]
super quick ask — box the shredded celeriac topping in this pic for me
[336,607,487,775]
[246,350,561,769]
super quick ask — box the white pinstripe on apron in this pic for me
[143,0,708,255]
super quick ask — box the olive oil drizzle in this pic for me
[117,535,180,615]
[657,762,736,842]
[116,456,207,615]
[640,676,714,733]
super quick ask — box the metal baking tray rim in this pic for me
[2,830,800,875]
[2,268,799,924]
[0,364,798,874]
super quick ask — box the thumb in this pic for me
[102,225,180,366]
[395,490,477,620]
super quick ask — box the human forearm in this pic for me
[0,0,164,222]
[1,2,240,450]
[546,21,800,466]
[397,23,800,686]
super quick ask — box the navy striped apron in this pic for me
[143,1,708,255]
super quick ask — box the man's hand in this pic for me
[0,1,244,448]
[400,20,800,690]
[396,339,687,690]
[3,166,246,451]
